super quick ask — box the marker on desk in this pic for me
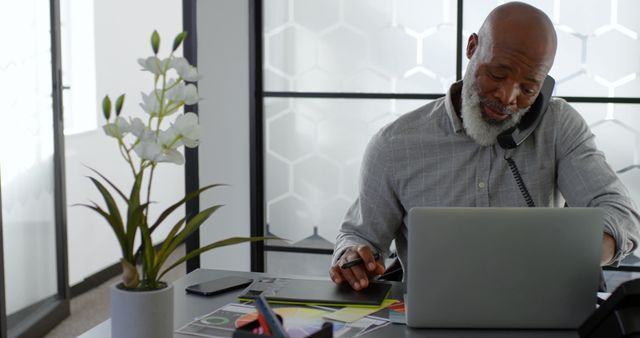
[255,294,288,337]
[256,313,271,336]
[340,252,381,269]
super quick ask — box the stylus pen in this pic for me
[340,252,381,269]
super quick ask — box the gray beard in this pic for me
[460,68,529,146]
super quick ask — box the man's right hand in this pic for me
[329,245,385,291]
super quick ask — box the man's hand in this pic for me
[601,233,616,266]
[329,245,385,291]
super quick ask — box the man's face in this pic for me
[461,58,529,146]
[461,41,550,146]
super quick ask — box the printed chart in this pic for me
[176,303,390,338]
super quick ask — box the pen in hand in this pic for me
[340,252,381,269]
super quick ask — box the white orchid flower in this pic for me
[183,84,200,105]
[165,105,181,116]
[139,90,161,116]
[158,128,179,149]
[171,57,200,82]
[130,118,146,139]
[133,137,185,164]
[134,140,185,165]
[130,117,155,143]
[172,112,201,148]
[137,56,170,76]
[181,66,199,82]
[133,140,163,162]
[163,149,185,165]
[160,81,182,116]
[170,57,188,73]
[103,116,130,138]
[166,81,199,108]
[166,81,185,102]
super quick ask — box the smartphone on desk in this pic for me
[185,276,253,296]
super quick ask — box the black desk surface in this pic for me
[78,268,578,338]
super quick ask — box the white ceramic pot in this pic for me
[110,282,174,338]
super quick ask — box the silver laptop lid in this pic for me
[406,207,603,329]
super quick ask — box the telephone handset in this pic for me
[497,75,555,149]
[579,278,640,337]
[497,75,555,207]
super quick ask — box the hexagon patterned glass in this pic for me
[264,0,458,93]
[462,0,640,97]
[265,99,428,246]
[263,0,640,270]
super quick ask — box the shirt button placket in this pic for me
[476,147,491,207]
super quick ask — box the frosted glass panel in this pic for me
[264,0,457,93]
[571,103,640,206]
[60,0,98,135]
[266,251,332,276]
[262,0,640,269]
[0,0,59,314]
[462,0,640,98]
[264,99,429,247]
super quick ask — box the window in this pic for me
[259,0,640,275]
[0,0,69,335]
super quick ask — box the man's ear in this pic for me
[466,33,478,59]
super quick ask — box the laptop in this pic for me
[406,207,604,329]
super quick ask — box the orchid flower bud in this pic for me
[102,95,112,120]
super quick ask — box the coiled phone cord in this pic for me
[504,156,535,207]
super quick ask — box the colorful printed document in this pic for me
[176,302,391,338]
[387,302,406,324]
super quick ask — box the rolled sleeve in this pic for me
[333,129,403,265]
[555,100,640,265]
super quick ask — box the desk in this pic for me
[78,269,578,338]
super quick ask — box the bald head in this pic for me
[458,2,558,140]
[474,2,557,72]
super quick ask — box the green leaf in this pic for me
[172,31,187,52]
[88,177,124,234]
[151,30,160,55]
[169,205,223,250]
[149,184,225,234]
[76,203,130,261]
[125,171,145,254]
[102,95,111,120]
[158,236,275,280]
[154,205,224,273]
[87,177,131,260]
[155,218,184,261]
[149,204,223,278]
[148,218,185,279]
[115,94,125,116]
[138,217,156,283]
[85,166,129,203]
[131,202,152,261]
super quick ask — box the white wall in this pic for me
[65,0,184,285]
[197,0,252,270]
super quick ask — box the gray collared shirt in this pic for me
[334,81,640,273]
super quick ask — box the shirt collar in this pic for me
[444,81,465,133]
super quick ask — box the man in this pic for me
[329,1,640,291]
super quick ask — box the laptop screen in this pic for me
[406,207,603,329]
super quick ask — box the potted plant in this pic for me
[80,31,269,338]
